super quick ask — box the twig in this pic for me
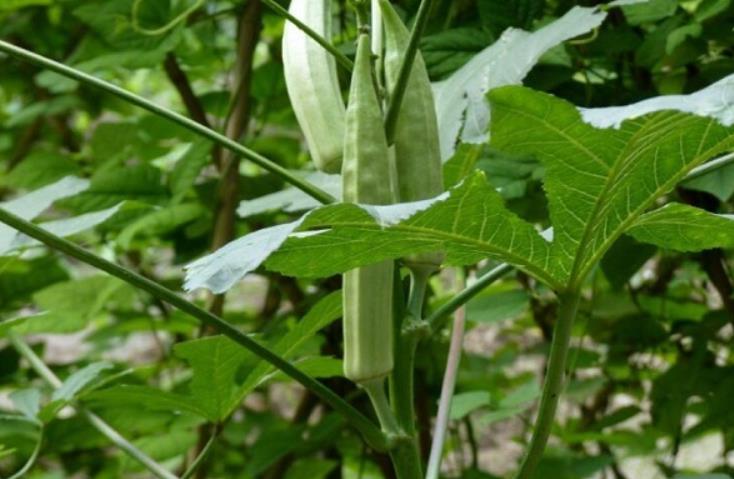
[163,53,212,129]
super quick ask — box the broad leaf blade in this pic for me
[628,203,734,251]
[0,176,89,253]
[489,86,734,285]
[580,73,734,129]
[173,336,251,422]
[267,173,558,287]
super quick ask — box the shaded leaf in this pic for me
[224,292,342,414]
[85,385,208,418]
[628,203,734,252]
[173,336,251,421]
[0,176,89,254]
[10,389,41,421]
[450,391,491,420]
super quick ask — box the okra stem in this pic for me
[513,291,582,479]
[363,378,400,435]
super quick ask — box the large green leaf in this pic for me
[85,385,208,418]
[171,293,343,420]
[173,336,251,422]
[489,86,734,286]
[627,203,734,251]
[266,173,558,287]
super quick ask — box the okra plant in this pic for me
[1,1,734,479]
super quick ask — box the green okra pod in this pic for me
[341,21,396,384]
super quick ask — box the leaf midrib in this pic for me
[567,114,700,286]
[574,126,734,285]
[299,221,561,288]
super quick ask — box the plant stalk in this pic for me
[387,268,432,479]
[7,332,179,479]
[513,290,581,479]
[390,268,430,433]
[363,378,400,435]
[427,263,513,332]
[0,40,335,204]
[0,207,387,452]
[389,439,424,479]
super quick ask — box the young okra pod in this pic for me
[341,22,395,384]
[380,0,444,272]
[282,0,346,173]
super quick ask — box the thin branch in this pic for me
[0,40,335,204]
[427,263,513,332]
[685,151,734,181]
[181,427,219,479]
[7,332,178,479]
[0,207,387,452]
[384,0,436,143]
[426,275,466,479]
[260,0,353,71]
[163,53,212,129]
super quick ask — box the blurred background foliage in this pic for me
[0,0,733,478]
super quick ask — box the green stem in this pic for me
[386,268,431,479]
[513,291,581,479]
[383,0,436,143]
[427,263,513,332]
[7,426,43,479]
[260,0,353,71]
[7,332,179,479]
[363,378,400,435]
[181,429,218,479]
[390,268,430,433]
[0,40,335,205]
[0,208,386,452]
[389,440,424,479]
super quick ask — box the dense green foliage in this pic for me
[1,1,733,478]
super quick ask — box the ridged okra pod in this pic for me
[282,0,346,173]
[380,0,444,272]
[342,24,395,384]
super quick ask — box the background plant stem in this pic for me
[426,274,467,479]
